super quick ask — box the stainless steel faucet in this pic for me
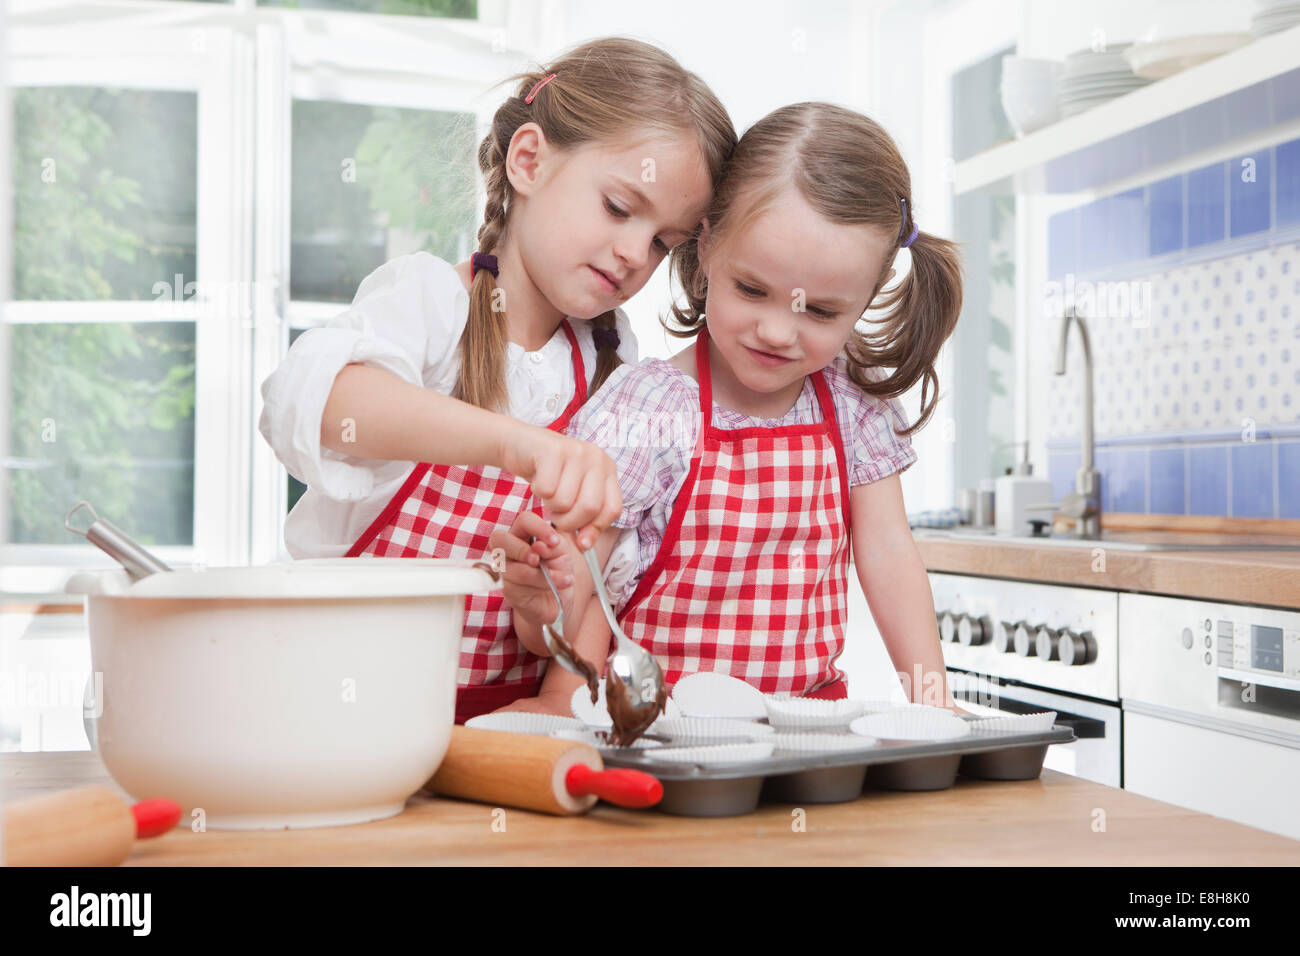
[1053,308,1102,539]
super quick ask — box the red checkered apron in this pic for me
[616,327,851,697]
[346,320,587,723]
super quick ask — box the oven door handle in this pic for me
[1049,713,1107,739]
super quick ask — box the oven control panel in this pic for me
[929,573,1119,702]
[1121,593,1300,736]
[1212,617,1300,687]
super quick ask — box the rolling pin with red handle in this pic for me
[425,726,662,815]
[2,785,181,866]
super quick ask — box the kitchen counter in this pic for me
[914,534,1300,610]
[5,751,1298,865]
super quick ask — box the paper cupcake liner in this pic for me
[763,695,867,729]
[968,711,1057,735]
[651,742,776,764]
[652,717,774,744]
[858,699,903,715]
[550,728,663,750]
[849,708,971,741]
[670,671,767,720]
[771,732,879,753]
[464,712,587,736]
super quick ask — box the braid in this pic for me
[455,124,512,411]
[588,310,624,396]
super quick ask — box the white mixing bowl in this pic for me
[67,557,497,830]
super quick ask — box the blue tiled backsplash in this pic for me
[1045,136,1299,519]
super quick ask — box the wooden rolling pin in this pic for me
[425,726,662,815]
[2,785,181,866]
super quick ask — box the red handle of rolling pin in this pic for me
[564,764,663,808]
[131,798,182,839]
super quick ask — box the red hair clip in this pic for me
[524,73,557,104]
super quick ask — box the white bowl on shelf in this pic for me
[1000,56,1062,136]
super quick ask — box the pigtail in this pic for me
[847,226,963,436]
[587,310,625,396]
[455,111,517,412]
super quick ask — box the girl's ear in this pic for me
[505,122,548,197]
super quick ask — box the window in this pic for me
[281,98,480,524]
[5,5,517,585]
[288,100,475,304]
[9,87,198,549]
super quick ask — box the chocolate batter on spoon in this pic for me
[547,628,600,704]
[605,667,669,747]
[548,637,666,746]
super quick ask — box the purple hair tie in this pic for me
[470,252,498,280]
[899,198,919,248]
[592,327,620,351]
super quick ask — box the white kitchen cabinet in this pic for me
[0,610,92,752]
[1124,710,1300,841]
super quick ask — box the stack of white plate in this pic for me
[1250,0,1300,37]
[1058,42,1151,118]
[1123,33,1253,80]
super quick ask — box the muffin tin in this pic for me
[599,718,1076,817]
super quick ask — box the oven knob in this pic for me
[993,621,1019,653]
[1013,623,1037,656]
[1035,626,1061,661]
[1060,630,1098,666]
[958,615,989,646]
[939,612,959,643]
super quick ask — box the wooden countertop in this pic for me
[5,751,1298,866]
[914,534,1300,609]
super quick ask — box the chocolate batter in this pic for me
[547,627,600,704]
[605,667,669,748]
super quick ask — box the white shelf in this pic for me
[954,24,1300,196]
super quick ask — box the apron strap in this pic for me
[810,368,853,532]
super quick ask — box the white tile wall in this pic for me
[1049,241,1300,440]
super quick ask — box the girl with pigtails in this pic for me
[259,37,736,722]
[498,102,971,714]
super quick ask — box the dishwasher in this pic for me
[1119,593,1300,841]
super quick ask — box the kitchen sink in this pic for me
[912,527,1300,552]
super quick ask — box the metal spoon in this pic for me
[582,547,666,735]
[529,536,600,692]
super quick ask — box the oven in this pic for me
[929,572,1124,788]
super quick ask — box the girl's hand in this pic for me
[492,691,577,718]
[499,426,622,550]
[489,510,577,632]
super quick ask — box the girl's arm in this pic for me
[849,474,962,711]
[321,363,517,468]
[321,363,621,542]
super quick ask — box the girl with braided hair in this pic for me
[259,37,735,721]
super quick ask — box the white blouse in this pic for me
[258,251,639,559]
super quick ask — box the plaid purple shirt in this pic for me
[567,353,918,608]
